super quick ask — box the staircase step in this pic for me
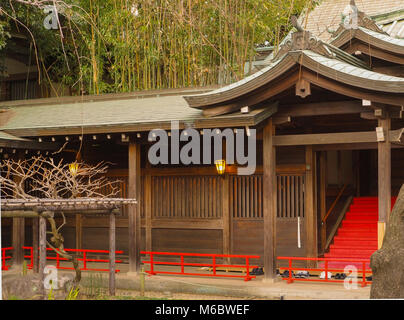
[345,213,378,220]
[324,197,395,265]
[328,247,376,255]
[348,208,378,213]
[333,239,378,247]
[325,251,375,259]
[339,226,377,232]
[330,244,377,252]
[341,221,377,227]
[337,230,376,238]
[342,220,377,225]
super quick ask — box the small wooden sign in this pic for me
[376,127,385,142]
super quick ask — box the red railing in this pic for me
[141,251,260,281]
[2,247,123,273]
[277,257,372,287]
[1,247,13,271]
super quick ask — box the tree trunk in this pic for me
[370,184,404,298]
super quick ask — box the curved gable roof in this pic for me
[184,47,404,111]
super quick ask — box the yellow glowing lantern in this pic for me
[215,159,226,175]
[69,161,79,176]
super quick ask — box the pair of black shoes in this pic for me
[281,270,294,278]
[334,273,347,279]
[250,267,264,275]
[295,271,310,279]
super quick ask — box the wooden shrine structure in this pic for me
[0,1,403,281]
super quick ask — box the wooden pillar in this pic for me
[305,146,318,264]
[128,142,141,273]
[263,119,277,280]
[12,217,24,267]
[319,151,327,254]
[39,215,47,294]
[109,212,116,296]
[222,175,230,263]
[75,214,82,249]
[377,118,391,249]
[145,174,152,252]
[32,217,39,273]
[12,157,25,268]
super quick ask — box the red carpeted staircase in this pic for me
[323,196,397,269]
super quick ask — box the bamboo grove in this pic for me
[0,0,313,95]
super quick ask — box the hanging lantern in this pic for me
[215,159,226,175]
[69,161,79,176]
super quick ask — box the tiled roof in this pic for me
[0,96,200,131]
[0,94,273,136]
[301,0,404,41]
[359,26,404,47]
[302,50,404,85]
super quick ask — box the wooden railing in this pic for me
[322,184,348,225]
[324,196,353,251]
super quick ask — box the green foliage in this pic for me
[1,0,312,95]
[47,285,55,300]
[66,286,81,300]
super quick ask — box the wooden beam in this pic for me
[0,139,61,151]
[296,78,311,98]
[273,129,404,146]
[128,142,141,273]
[313,142,404,151]
[277,100,366,118]
[109,211,116,296]
[263,119,277,280]
[305,146,318,265]
[150,219,223,230]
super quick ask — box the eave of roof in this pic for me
[0,131,29,141]
[331,27,404,54]
[184,49,404,109]
[0,95,277,137]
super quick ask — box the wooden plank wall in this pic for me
[231,174,306,265]
[55,169,307,264]
[151,176,222,219]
